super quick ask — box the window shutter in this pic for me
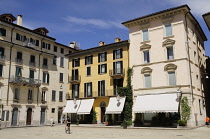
[84,83,86,98]
[72,59,74,67]
[90,82,92,97]
[98,53,100,63]
[36,40,39,46]
[43,73,45,83]
[105,52,107,61]
[98,81,100,96]
[105,64,107,73]
[91,55,93,64]
[120,49,123,58]
[78,58,80,66]
[120,61,123,73]
[47,73,49,83]
[113,50,116,60]
[85,56,87,65]
[98,65,100,74]
[16,33,20,40]
[48,44,51,50]
[0,65,2,77]
[42,42,45,48]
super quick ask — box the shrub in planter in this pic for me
[178,120,187,126]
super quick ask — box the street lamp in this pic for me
[176,87,182,102]
[116,94,120,102]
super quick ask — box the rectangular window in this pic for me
[167,47,174,60]
[30,55,35,63]
[1,111,9,121]
[113,78,123,95]
[72,69,79,80]
[42,91,46,101]
[113,61,123,74]
[145,75,151,88]
[84,82,92,97]
[15,67,22,77]
[72,84,79,98]
[14,88,19,100]
[43,58,48,65]
[54,46,57,52]
[28,89,33,100]
[143,51,150,63]
[35,40,39,46]
[143,30,149,41]
[59,91,63,101]
[165,24,172,37]
[60,57,64,67]
[42,42,51,50]
[86,66,91,76]
[29,70,34,79]
[168,72,176,86]
[98,80,105,96]
[52,90,56,101]
[85,55,93,65]
[98,64,107,74]
[72,58,80,67]
[17,52,22,60]
[113,49,122,59]
[0,28,6,36]
[61,48,64,54]
[52,108,55,113]
[53,56,57,65]
[98,52,107,62]
[0,64,3,77]
[43,72,49,83]
[60,73,63,82]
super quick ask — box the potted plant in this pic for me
[106,114,112,125]
[92,111,97,124]
[178,96,191,126]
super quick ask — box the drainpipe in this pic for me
[6,26,15,106]
[184,12,194,102]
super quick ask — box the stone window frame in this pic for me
[162,39,175,61]
[164,63,177,86]
[141,67,152,88]
[140,44,151,64]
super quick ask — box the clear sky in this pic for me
[1,0,210,56]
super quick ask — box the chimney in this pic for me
[115,37,121,42]
[17,15,22,26]
[99,41,105,46]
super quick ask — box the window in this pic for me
[35,40,39,46]
[1,111,9,121]
[72,69,79,80]
[17,52,22,60]
[61,48,64,54]
[16,33,25,42]
[14,88,19,100]
[98,52,107,62]
[60,73,63,82]
[199,99,202,115]
[98,80,105,96]
[113,61,123,74]
[43,58,48,65]
[28,89,33,100]
[29,70,34,79]
[0,28,6,36]
[0,47,4,56]
[165,24,172,37]
[98,64,107,74]
[53,56,57,65]
[60,57,64,67]
[42,42,51,50]
[72,58,80,67]
[144,75,151,88]
[85,55,93,65]
[86,66,91,76]
[52,90,56,101]
[168,72,176,86]
[84,82,92,97]
[113,78,123,95]
[52,108,55,113]
[0,64,3,77]
[69,51,72,54]
[72,84,79,98]
[54,46,57,52]
[59,91,63,101]
[30,55,35,66]
[143,29,149,41]
[41,91,46,101]
[113,49,122,59]
[43,72,49,83]
[15,67,22,77]
[167,47,174,60]
[143,51,150,63]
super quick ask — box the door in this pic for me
[11,107,18,126]
[26,108,32,125]
[101,107,105,123]
[58,108,63,123]
[40,108,46,124]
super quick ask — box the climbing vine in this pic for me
[179,96,191,125]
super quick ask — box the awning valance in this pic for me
[133,93,179,113]
[77,99,94,114]
[63,100,81,113]
[105,96,126,114]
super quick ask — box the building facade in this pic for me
[66,38,129,124]
[122,5,208,127]
[0,14,77,127]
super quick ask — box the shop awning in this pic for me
[133,93,179,113]
[77,99,94,114]
[105,96,126,114]
[63,100,81,113]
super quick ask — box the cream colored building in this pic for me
[122,5,208,127]
[0,14,77,127]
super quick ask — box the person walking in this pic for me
[50,117,54,127]
[65,117,71,134]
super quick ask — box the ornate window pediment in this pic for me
[162,39,175,47]
[42,87,48,91]
[140,44,151,51]
[164,63,177,71]
[141,67,152,74]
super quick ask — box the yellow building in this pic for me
[66,38,129,124]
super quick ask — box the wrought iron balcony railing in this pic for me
[29,61,36,67]
[9,76,41,86]
[15,58,23,65]
[42,64,48,69]
[109,68,125,77]
[69,75,81,83]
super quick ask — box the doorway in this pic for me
[40,108,46,124]
[100,102,106,123]
[58,107,63,123]
[11,107,18,126]
[26,108,32,125]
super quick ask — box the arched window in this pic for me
[0,28,6,36]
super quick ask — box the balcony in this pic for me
[29,61,36,67]
[15,58,23,65]
[69,75,81,83]
[109,68,125,78]
[42,64,48,70]
[9,76,41,87]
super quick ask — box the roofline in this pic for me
[202,12,210,31]
[65,40,129,57]
[54,42,79,51]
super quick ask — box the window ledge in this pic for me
[99,73,107,75]
[140,40,150,44]
[163,35,174,39]
[60,66,64,68]
[59,100,63,102]
[164,59,176,63]
[141,63,152,66]
[59,81,64,83]
[42,83,49,85]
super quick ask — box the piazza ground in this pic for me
[0,125,210,139]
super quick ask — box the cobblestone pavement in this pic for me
[0,125,210,139]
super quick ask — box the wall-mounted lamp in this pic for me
[176,87,182,98]
[116,94,120,102]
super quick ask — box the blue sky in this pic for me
[1,0,210,56]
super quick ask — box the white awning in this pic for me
[77,99,94,114]
[133,93,179,113]
[105,96,126,114]
[63,100,81,113]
